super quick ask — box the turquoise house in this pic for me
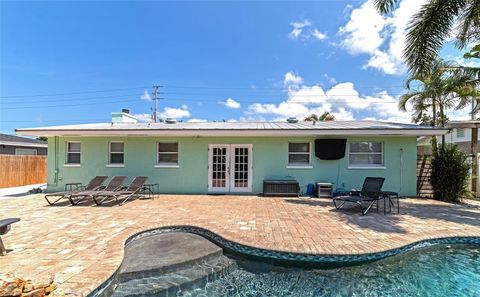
[16,112,447,196]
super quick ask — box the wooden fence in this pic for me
[0,155,47,188]
[417,155,434,198]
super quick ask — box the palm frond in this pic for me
[456,0,480,48]
[374,0,399,14]
[404,0,466,74]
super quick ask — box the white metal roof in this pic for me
[15,120,448,137]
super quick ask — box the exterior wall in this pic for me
[46,136,418,196]
[0,145,47,155]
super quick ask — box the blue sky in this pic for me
[0,0,475,133]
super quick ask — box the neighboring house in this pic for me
[0,133,47,155]
[16,111,447,196]
[418,125,480,155]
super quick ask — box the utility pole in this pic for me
[152,85,163,122]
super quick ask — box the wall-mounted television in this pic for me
[315,139,347,160]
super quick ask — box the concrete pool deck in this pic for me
[0,194,479,296]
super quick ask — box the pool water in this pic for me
[180,244,480,297]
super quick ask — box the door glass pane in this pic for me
[234,146,249,188]
[212,147,227,188]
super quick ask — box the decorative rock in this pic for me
[23,281,33,293]
[21,288,45,297]
[32,275,54,290]
[0,274,61,297]
[47,288,64,297]
[44,283,57,294]
[0,273,25,297]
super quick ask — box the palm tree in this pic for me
[374,0,480,74]
[399,59,480,144]
[304,112,335,122]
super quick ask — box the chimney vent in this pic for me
[165,118,177,124]
[286,117,299,123]
[122,108,130,114]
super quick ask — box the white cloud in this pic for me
[311,29,327,40]
[187,118,208,123]
[140,90,152,101]
[339,1,385,55]
[284,72,304,88]
[246,71,410,122]
[289,19,311,39]
[220,97,241,109]
[289,19,327,41]
[339,0,427,74]
[159,106,190,119]
[132,113,153,122]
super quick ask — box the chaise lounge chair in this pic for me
[44,176,108,205]
[0,218,20,256]
[69,176,127,205]
[332,177,385,215]
[93,176,148,206]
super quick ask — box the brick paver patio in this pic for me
[0,194,479,296]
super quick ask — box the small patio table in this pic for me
[142,183,159,199]
[381,191,400,214]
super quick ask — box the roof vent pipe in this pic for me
[122,108,130,114]
[286,117,299,123]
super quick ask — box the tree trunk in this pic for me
[432,99,438,151]
[440,103,445,145]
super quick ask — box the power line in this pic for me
[0,93,144,105]
[163,84,406,90]
[163,97,400,104]
[0,86,149,99]
[1,99,143,110]
[162,91,406,97]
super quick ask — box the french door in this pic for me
[208,144,252,193]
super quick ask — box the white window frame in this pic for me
[107,141,125,167]
[65,141,81,167]
[286,142,312,169]
[15,148,37,155]
[155,142,179,168]
[348,141,385,169]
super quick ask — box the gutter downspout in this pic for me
[54,136,59,186]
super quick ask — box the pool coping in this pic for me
[87,225,480,297]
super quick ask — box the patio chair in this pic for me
[44,176,108,205]
[69,176,127,205]
[332,177,385,215]
[93,176,148,206]
[0,218,20,256]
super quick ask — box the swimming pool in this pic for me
[180,244,480,297]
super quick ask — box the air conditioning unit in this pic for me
[263,180,299,197]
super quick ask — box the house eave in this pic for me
[15,128,449,138]
[0,140,48,148]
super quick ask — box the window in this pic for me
[66,142,81,164]
[15,149,37,155]
[456,128,465,138]
[157,142,178,165]
[349,141,383,168]
[109,142,124,164]
[288,142,310,166]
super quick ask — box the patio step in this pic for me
[111,254,234,297]
[111,232,235,297]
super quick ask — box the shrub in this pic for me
[430,144,471,202]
